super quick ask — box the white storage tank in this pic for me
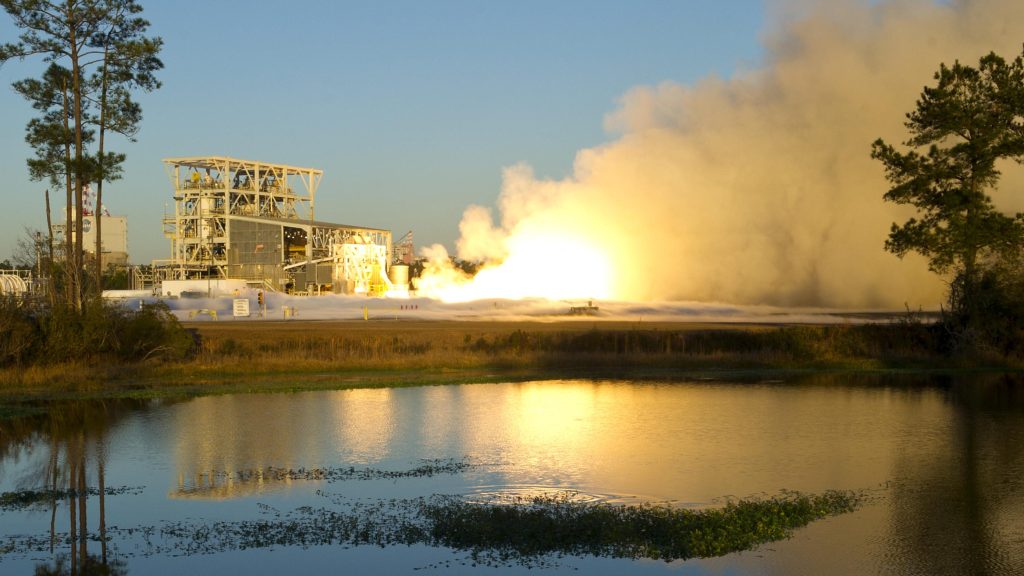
[388,264,409,290]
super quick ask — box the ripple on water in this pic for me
[460,484,705,508]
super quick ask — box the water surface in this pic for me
[1,375,1022,574]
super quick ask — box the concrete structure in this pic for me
[84,214,128,267]
[157,156,392,294]
[52,210,129,268]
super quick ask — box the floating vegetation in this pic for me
[422,490,864,564]
[0,486,143,511]
[0,454,862,567]
[155,500,427,556]
[175,458,473,496]
[1,488,863,568]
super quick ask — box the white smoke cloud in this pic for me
[425,0,1024,309]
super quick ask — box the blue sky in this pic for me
[0,0,765,264]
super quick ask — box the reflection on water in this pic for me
[166,388,405,499]
[0,400,153,575]
[33,553,127,576]
[1,374,1023,574]
[884,379,1024,575]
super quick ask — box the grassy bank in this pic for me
[177,318,1014,374]
[1,318,1020,407]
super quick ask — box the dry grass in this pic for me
[0,318,1002,404]
[183,320,788,372]
[169,319,962,383]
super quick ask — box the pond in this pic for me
[1,375,1023,574]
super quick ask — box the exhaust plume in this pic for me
[418,0,1024,308]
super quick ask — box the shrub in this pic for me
[117,302,196,361]
[945,265,1024,357]
[0,296,42,365]
[0,299,195,368]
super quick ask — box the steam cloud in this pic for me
[423,0,1024,308]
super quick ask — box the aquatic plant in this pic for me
[0,486,142,512]
[155,489,861,566]
[420,490,862,563]
[2,489,862,568]
[176,458,473,496]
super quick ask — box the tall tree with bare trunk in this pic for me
[87,2,161,294]
[1,0,162,309]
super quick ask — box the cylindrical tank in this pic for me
[388,264,409,289]
[200,197,217,239]
[0,275,27,296]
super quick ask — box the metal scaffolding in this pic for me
[157,156,391,293]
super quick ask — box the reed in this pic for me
[1,319,1017,402]
[187,322,962,373]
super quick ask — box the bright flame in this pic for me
[415,229,612,303]
[412,164,621,303]
[412,1,1024,309]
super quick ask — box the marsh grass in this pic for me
[188,323,953,373]
[1,319,1013,405]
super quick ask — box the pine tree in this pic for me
[872,47,1024,322]
[1,0,162,308]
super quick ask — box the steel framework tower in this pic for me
[158,156,390,293]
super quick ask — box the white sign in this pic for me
[233,299,250,317]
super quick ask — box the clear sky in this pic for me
[0,0,765,265]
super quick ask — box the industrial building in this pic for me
[52,209,130,269]
[155,156,404,295]
[82,213,128,267]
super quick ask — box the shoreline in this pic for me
[1,320,1020,415]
